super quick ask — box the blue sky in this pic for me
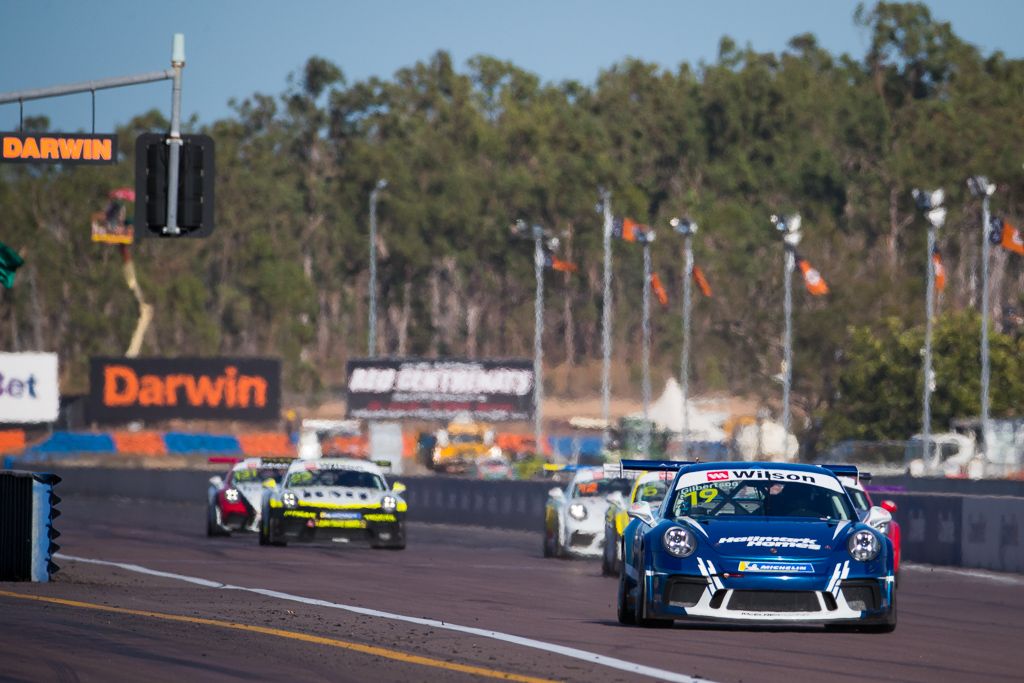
[1,0,1022,133]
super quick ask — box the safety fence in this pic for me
[20,466,1023,574]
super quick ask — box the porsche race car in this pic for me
[601,467,672,576]
[544,466,632,558]
[207,457,293,536]
[260,458,407,549]
[840,471,902,577]
[618,461,896,631]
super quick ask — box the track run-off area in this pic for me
[3,496,1023,683]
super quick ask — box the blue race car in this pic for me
[617,461,896,632]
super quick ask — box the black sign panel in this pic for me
[88,357,281,423]
[346,358,535,422]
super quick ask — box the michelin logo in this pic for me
[718,536,822,550]
[738,561,814,573]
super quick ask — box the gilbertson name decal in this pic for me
[102,364,268,408]
[2,133,117,165]
[718,536,822,550]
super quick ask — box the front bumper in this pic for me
[632,562,895,624]
[561,517,605,557]
[276,508,405,545]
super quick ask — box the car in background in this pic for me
[207,457,293,536]
[260,458,407,549]
[431,418,500,474]
[466,454,515,480]
[544,465,632,559]
[618,460,896,631]
[838,471,901,578]
[602,467,672,576]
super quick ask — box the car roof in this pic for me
[286,457,385,476]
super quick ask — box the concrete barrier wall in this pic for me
[872,475,1024,498]
[26,467,1023,574]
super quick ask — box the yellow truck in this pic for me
[431,420,500,474]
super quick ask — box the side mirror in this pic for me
[263,478,278,489]
[627,501,656,526]
[606,491,625,508]
[880,500,897,514]
[864,505,893,533]
[548,487,565,500]
[209,476,223,488]
[392,482,407,494]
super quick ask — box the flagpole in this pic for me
[600,190,613,447]
[672,218,697,460]
[913,188,946,474]
[533,227,545,461]
[772,213,801,438]
[968,176,996,468]
[641,239,653,457]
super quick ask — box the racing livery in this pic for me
[207,457,293,536]
[544,466,632,558]
[602,467,672,576]
[618,461,896,631]
[260,458,407,549]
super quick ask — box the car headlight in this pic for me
[569,503,587,520]
[224,488,240,503]
[663,526,696,558]
[381,495,398,513]
[282,492,298,508]
[848,529,881,562]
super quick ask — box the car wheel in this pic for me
[634,554,672,628]
[542,527,554,558]
[617,569,636,625]
[859,589,897,633]
[207,505,227,537]
[601,529,615,576]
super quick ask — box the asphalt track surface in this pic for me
[3,496,1023,683]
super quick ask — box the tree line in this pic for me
[1,2,1023,449]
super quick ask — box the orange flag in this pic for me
[932,248,946,293]
[545,254,578,272]
[798,258,829,296]
[692,265,712,298]
[1001,221,1024,256]
[650,272,669,306]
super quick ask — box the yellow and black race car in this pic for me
[601,467,672,576]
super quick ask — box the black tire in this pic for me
[859,590,897,633]
[634,554,673,628]
[258,516,269,546]
[207,505,228,537]
[371,525,406,550]
[601,528,615,576]
[543,521,555,558]
[617,570,636,625]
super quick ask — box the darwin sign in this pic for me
[88,357,281,423]
[345,358,534,422]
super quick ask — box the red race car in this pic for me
[841,472,901,578]
[207,457,294,536]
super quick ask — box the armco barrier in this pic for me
[27,467,1024,574]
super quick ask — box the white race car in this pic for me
[260,458,407,549]
[543,466,632,558]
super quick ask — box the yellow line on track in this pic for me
[0,589,555,683]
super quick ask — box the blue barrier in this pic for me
[164,433,241,455]
[29,432,115,455]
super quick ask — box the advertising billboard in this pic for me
[346,358,534,422]
[0,352,60,423]
[88,357,280,423]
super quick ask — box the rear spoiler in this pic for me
[373,459,393,469]
[208,456,242,465]
[605,459,696,478]
[542,463,593,473]
[819,464,873,482]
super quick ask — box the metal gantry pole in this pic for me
[923,223,937,467]
[782,247,795,436]
[980,193,992,451]
[641,241,653,457]
[600,191,613,445]
[533,229,546,459]
[164,34,185,236]
[368,183,382,357]
[680,232,694,460]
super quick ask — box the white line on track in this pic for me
[58,553,711,683]
[902,562,1024,585]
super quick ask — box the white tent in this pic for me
[641,378,727,442]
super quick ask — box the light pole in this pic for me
[512,220,549,459]
[770,213,802,436]
[671,217,698,459]
[640,233,655,457]
[968,176,996,458]
[912,188,947,471]
[368,178,387,357]
[599,190,613,446]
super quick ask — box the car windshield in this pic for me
[844,486,870,512]
[634,480,669,505]
[671,480,855,521]
[573,477,632,498]
[286,469,386,490]
[230,468,283,485]
[450,434,483,444]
